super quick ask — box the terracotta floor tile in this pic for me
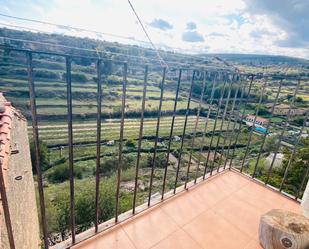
[71,226,136,249]
[161,191,208,226]
[189,177,231,208]
[183,210,251,249]
[71,171,302,249]
[234,181,287,213]
[121,207,178,249]
[212,196,262,239]
[244,239,263,249]
[280,199,302,214]
[151,229,203,249]
[234,187,283,213]
[216,171,250,192]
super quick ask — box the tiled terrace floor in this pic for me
[73,170,301,249]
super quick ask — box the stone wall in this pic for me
[0,94,41,249]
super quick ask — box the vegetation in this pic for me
[1,27,309,244]
[47,163,83,183]
[30,139,50,173]
[279,139,309,196]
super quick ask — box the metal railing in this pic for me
[0,46,309,249]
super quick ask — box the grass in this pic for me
[4,41,309,243]
[1,73,202,119]
[33,116,237,146]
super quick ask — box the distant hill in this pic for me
[1,27,308,72]
[209,53,309,67]
[0,28,217,70]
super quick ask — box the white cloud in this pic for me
[0,0,308,59]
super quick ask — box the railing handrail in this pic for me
[0,46,308,249]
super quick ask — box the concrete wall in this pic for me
[0,95,41,248]
[302,179,309,218]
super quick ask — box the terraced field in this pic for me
[30,116,237,146]
[3,28,309,245]
[1,72,204,119]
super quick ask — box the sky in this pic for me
[0,0,308,59]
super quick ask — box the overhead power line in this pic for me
[0,21,209,64]
[0,12,229,65]
[0,22,50,34]
[0,12,235,70]
[0,12,149,44]
[127,0,168,69]
[1,36,221,70]
[0,12,214,65]
[0,36,158,62]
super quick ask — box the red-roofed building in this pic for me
[245,114,269,127]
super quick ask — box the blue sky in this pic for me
[0,0,308,59]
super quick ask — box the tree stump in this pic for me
[259,209,309,249]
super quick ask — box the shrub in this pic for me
[45,176,133,242]
[30,139,50,173]
[125,139,136,148]
[144,153,167,168]
[62,72,87,82]
[47,164,83,183]
[34,70,60,79]
[257,106,270,116]
[100,157,117,174]
[7,68,28,76]
[123,154,136,170]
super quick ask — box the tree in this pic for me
[264,136,279,153]
[30,139,50,174]
[123,154,136,170]
[101,157,118,174]
[192,81,204,96]
[34,70,60,79]
[46,188,70,242]
[102,60,113,75]
[257,106,270,116]
[292,116,305,126]
[72,57,92,66]
[287,94,294,100]
[62,72,87,83]
[45,176,132,243]
[144,153,167,168]
[278,138,309,197]
[295,96,305,103]
[75,190,95,232]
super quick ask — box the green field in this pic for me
[33,116,235,146]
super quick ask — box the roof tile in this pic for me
[0,100,13,187]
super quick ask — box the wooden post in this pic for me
[259,209,309,249]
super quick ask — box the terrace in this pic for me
[68,170,301,249]
[0,46,309,249]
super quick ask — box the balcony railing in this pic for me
[0,46,309,249]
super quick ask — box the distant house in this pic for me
[174,136,181,142]
[106,140,115,146]
[267,103,306,116]
[301,130,308,138]
[245,115,269,128]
